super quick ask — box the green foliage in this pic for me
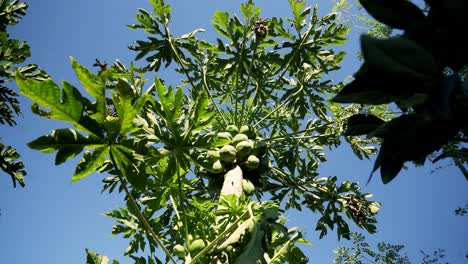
[0,0,46,188]
[85,249,119,264]
[332,0,468,184]
[334,232,450,264]
[334,232,411,264]
[17,0,384,262]
[454,204,468,216]
[0,142,25,188]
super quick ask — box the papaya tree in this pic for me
[16,0,383,263]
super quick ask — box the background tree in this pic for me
[0,0,45,188]
[333,232,448,264]
[16,0,385,263]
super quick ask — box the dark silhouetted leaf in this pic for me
[358,0,426,30]
[367,114,458,184]
[345,114,385,136]
[361,35,440,82]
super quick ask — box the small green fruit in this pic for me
[207,149,220,158]
[236,140,254,158]
[211,159,225,174]
[154,147,171,157]
[226,125,239,136]
[173,244,185,258]
[190,239,206,253]
[217,132,233,142]
[240,125,255,139]
[253,141,267,157]
[245,155,260,169]
[242,179,255,195]
[232,133,249,146]
[219,145,237,163]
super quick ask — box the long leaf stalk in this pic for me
[202,68,228,125]
[174,154,191,259]
[260,127,323,142]
[164,24,227,127]
[249,22,315,124]
[271,167,338,200]
[109,150,177,264]
[269,232,300,263]
[240,40,259,126]
[253,97,292,128]
[233,28,250,126]
[163,24,199,95]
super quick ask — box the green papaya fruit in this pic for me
[232,133,249,146]
[253,141,267,157]
[211,159,225,174]
[219,145,237,162]
[173,244,185,258]
[236,140,254,158]
[226,125,239,136]
[245,155,260,169]
[242,179,255,195]
[240,125,256,139]
[217,132,233,142]
[190,239,206,253]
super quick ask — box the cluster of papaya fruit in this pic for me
[198,124,270,195]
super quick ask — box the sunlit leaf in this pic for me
[73,147,109,182]
[71,57,106,123]
[85,248,118,264]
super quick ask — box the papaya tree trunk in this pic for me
[220,165,243,197]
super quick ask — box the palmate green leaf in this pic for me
[239,0,260,22]
[185,91,214,136]
[15,74,101,134]
[27,128,105,165]
[0,142,26,188]
[154,78,184,124]
[113,80,151,135]
[109,145,147,189]
[71,57,106,123]
[288,0,309,33]
[211,11,230,40]
[85,248,119,264]
[73,147,109,182]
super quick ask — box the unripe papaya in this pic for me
[226,125,239,136]
[232,133,249,146]
[242,179,255,195]
[217,132,233,142]
[189,239,206,253]
[173,244,185,258]
[253,141,267,157]
[219,145,237,163]
[240,125,255,139]
[245,155,260,169]
[154,147,171,157]
[207,149,220,159]
[211,159,225,174]
[236,139,254,158]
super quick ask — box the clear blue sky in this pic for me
[1,0,466,263]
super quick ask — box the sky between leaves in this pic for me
[0,0,466,263]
